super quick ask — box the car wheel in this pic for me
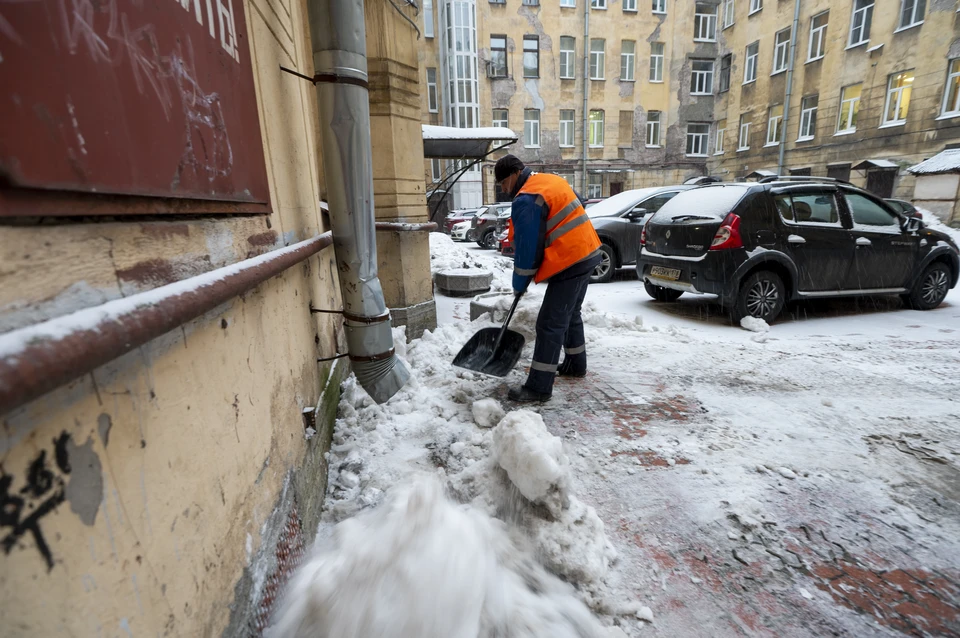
[733,271,785,324]
[591,244,616,283]
[644,281,683,302]
[907,262,951,310]
[479,230,497,249]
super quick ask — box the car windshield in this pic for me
[650,185,749,223]
[586,188,660,219]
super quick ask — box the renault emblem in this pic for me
[665,230,672,239]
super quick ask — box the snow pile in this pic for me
[493,411,570,514]
[268,474,611,638]
[472,398,505,428]
[739,315,770,333]
[430,233,511,278]
[917,207,960,244]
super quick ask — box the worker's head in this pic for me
[494,155,525,198]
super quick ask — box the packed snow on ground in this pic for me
[739,315,769,332]
[471,398,504,428]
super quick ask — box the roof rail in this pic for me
[758,176,840,184]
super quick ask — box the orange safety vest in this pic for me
[509,173,601,283]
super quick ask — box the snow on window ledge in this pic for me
[878,121,906,129]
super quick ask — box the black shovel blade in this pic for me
[452,327,526,377]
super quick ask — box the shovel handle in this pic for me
[492,292,523,353]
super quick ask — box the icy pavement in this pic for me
[275,231,960,637]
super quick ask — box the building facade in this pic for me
[419,0,960,221]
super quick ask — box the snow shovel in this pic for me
[452,292,525,377]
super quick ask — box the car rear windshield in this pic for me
[650,185,749,223]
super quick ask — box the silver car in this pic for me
[587,186,695,283]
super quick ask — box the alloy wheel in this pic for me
[594,252,611,279]
[746,279,779,318]
[921,268,949,305]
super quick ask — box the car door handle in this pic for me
[856,237,872,246]
[787,234,806,244]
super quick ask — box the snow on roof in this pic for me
[908,149,960,175]
[746,169,777,178]
[421,125,518,141]
[852,158,899,170]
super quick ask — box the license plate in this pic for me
[650,266,681,280]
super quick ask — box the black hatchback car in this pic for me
[637,178,960,323]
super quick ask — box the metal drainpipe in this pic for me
[778,0,802,176]
[306,0,410,404]
[581,0,590,195]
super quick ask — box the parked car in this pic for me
[443,208,481,234]
[884,198,922,219]
[450,220,472,241]
[586,186,694,283]
[497,223,514,256]
[638,177,960,324]
[472,203,512,248]
[583,198,605,209]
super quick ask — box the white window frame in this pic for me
[694,3,718,42]
[431,158,442,182]
[848,0,873,48]
[524,109,541,147]
[882,70,913,127]
[765,105,783,146]
[592,0,607,9]
[652,0,666,14]
[896,0,925,31]
[590,39,606,80]
[738,117,751,151]
[589,110,605,147]
[744,42,759,84]
[427,67,439,113]
[941,59,960,118]
[807,12,828,62]
[686,123,710,157]
[646,111,662,147]
[560,109,576,147]
[423,0,435,38]
[588,173,603,199]
[623,0,637,10]
[836,84,861,134]
[560,36,576,79]
[749,0,761,15]
[715,120,726,154]
[621,41,636,81]
[492,108,508,129]
[560,0,576,6]
[797,95,818,141]
[690,60,714,95]
[772,28,790,75]
[649,42,664,83]
[723,0,735,28]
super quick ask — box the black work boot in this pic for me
[508,385,552,402]
[557,358,587,378]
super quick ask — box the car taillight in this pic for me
[640,227,646,247]
[709,213,743,250]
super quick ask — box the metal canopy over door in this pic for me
[0,0,270,217]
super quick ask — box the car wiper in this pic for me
[669,214,714,222]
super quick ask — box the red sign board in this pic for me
[0,0,271,216]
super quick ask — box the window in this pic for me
[723,0,735,27]
[827,163,851,182]
[694,3,718,42]
[686,123,710,156]
[592,0,607,8]
[621,41,636,81]
[424,0,434,37]
[524,109,540,147]
[558,37,576,80]
[492,108,508,128]
[561,0,576,6]
[846,192,899,226]
[560,173,576,188]
[652,0,666,13]
[766,105,783,145]
[589,110,605,146]
[744,42,759,83]
[808,12,828,61]
[719,54,731,92]
[715,119,726,154]
[941,59,960,117]
[849,0,873,47]
[427,68,439,112]
[883,71,914,125]
[646,111,662,146]
[560,109,576,147]
[588,173,603,198]
[837,84,862,133]
[523,36,539,78]
[489,36,507,78]
[522,0,539,5]
[774,193,840,225]
[618,111,633,147]
[590,39,606,79]
[649,42,664,82]
[772,28,790,75]
[623,0,637,10]
[431,159,442,182]
[898,0,925,29]
[690,60,714,95]
[738,115,751,150]
[749,0,761,14]
[798,95,818,140]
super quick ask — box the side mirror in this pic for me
[905,216,923,233]
[626,208,648,221]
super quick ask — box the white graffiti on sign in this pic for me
[174,0,240,63]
